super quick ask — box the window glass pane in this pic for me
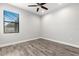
[4,22,15,33]
[4,10,19,22]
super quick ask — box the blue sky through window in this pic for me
[4,10,19,22]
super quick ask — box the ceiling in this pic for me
[9,3,70,16]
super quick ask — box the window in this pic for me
[4,10,19,33]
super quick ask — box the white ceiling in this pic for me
[9,3,70,16]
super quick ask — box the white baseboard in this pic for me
[41,37,79,48]
[1,37,79,49]
[0,37,39,48]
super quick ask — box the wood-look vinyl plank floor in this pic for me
[0,38,79,56]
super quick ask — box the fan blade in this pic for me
[40,3,46,5]
[28,5,37,7]
[37,3,40,5]
[41,6,48,10]
[37,8,39,12]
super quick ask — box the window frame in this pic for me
[3,10,19,33]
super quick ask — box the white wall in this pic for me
[41,4,79,47]
[0,3,40,46]
[1,3,79,48]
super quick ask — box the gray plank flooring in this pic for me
[0,38,79,56]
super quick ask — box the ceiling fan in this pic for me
[28,3,48,12]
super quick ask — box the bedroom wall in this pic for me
[0,3,40,47]
[41,4,79,47]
